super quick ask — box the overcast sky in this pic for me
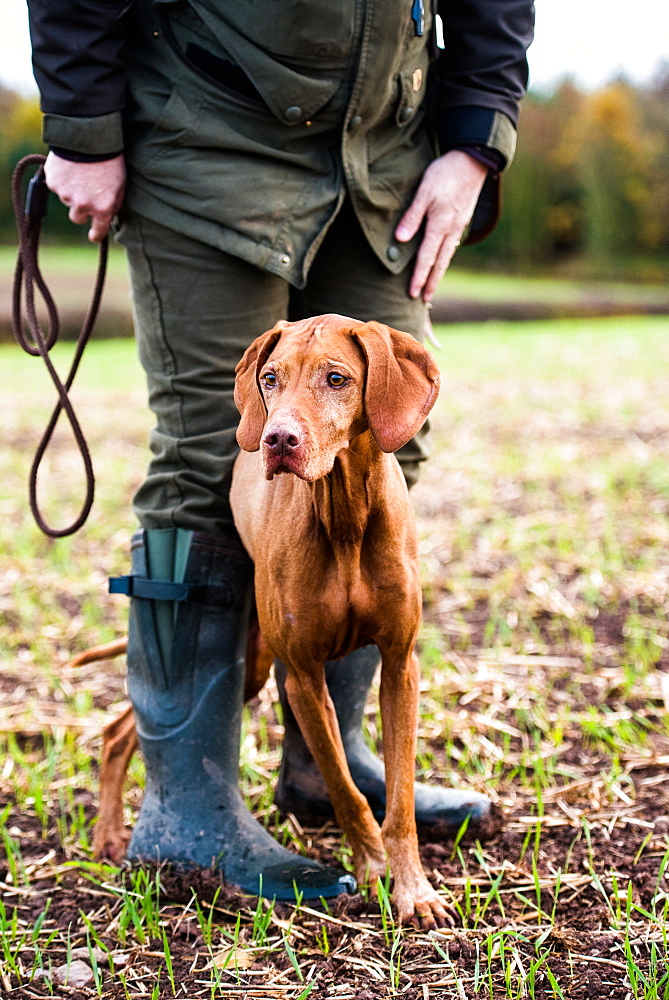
[2,0,668,96]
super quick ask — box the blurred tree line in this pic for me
[1,69,668,279]
[464,67,669,280]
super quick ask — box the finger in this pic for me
[395,187,429,243]
[422,236,461,301]
[88,211,114,243]
[408,217,447,298]
[68,204,91,226]
[411,219,463,300]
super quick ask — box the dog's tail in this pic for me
[67,638,128,669]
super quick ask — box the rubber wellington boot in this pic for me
[111,528,355,900]
[275,648,498,838]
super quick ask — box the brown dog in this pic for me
[79,314,447,927]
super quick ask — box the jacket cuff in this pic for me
[437,107,517,170]
[50,146,122,163]
[42,111,124,157]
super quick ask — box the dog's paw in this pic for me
[394,878,455,931]
[93,825,131,866]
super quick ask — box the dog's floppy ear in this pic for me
[352,321,440,453]
[235,322,286,451]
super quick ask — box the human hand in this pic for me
[395,149,488,302]
[44,151,126,242]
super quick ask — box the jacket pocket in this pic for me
[190,0,356,65]
[160,8,269,112]
[185,0,343,126]
[184,43,267,108]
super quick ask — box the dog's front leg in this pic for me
[283,663,387,887]
[379,647,453,929]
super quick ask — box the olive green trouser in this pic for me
[117,199,430,536]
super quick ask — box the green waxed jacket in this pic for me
[31,0,534,287]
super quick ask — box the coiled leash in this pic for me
[11,154,108,538]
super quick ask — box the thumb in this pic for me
[395,186,429,243]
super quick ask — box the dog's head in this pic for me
[234,314,440,481]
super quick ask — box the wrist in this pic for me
[455,145,504,175]
[437,148,488,184]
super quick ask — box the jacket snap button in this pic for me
[399,107,415,124]
[349,115,363,129]
[387,245,400,262]
[281,254,291,265]
[284,106,303,122]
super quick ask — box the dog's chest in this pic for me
[257,545,417,661]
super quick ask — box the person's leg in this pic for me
[113,212,355,898]
[122,215,287,537]
[276,199,496,836]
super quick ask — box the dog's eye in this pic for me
[262,373,277,388]
[327,372,347,387]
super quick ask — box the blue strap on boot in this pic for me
[110,576,202,602]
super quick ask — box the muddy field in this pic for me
[2,318,669,997]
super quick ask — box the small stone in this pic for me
[52,959,94,988]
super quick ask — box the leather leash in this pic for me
[11,154,108,538]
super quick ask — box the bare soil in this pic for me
[2,701,669,998]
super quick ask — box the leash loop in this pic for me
[11,153,107,538]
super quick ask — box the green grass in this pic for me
[0,242,129,278]
[439,268,669,306]
[1,315,669,996]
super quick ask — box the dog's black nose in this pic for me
[264,428,301,456]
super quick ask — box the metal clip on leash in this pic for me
[11,154,108,538]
